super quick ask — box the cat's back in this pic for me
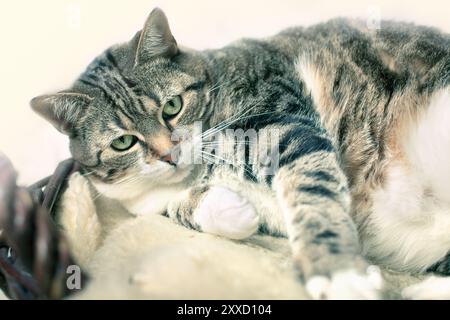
[286,18,450,177]
[284,19,450,272]
[277,17,449,80]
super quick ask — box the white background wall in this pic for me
[0,0,449,185]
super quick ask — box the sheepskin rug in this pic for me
[23,173,447,299]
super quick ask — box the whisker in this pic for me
[81,170,95,177]
[199,94,277,141]
[113,174,142,185]
[206,79,234,94]
[201,151,256,180]
[200,111,277,143]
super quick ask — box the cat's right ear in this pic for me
[134,8,178,67]
[30,93,93,135]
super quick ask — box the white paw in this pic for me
[306,266,383,300]
[402,276,450,300]
[194,186,259,240]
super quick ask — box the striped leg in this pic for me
[257,120,383,299]
[166,184,208,231]
[273,152,364,272]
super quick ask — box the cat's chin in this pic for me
[91,167,196,217]
[90,164,196,202]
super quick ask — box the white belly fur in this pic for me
[367,88,450,272]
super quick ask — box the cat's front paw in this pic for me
[306,266,383,300]
[194,186,259,240]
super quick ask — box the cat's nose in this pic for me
[147,133,177,165]
[159,152,175,166]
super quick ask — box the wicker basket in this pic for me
[0,154,86,299]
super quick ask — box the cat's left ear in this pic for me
[134,7,178,67]
[30,92,93,135]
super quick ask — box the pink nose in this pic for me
[160,153,175,166]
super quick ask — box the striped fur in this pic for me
[31,8,450,298]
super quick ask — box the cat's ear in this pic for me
[30,92,93,135]
[134,7,178,66]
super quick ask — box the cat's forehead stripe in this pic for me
[78,57,160,122]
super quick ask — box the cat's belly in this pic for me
[364,88,450,272]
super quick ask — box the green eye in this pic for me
[162,96,183,119]
[111,135,138,151]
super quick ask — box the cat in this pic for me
[30,8,450,299]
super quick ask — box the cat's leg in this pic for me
[274,153,382,299]
[256,122,382,299]
[167,184,259,240]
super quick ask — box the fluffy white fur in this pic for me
[57,173,102,266]
[60,173,308,299]
[403,276,450,300]
[367,88,450,273]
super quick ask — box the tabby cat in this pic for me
[31,8,450,299]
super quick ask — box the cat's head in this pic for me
[31,8,214,200]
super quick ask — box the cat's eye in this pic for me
[111,135,138,151]
[162,96,183,120]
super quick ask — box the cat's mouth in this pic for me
[140,161,177,177]
[89,162,194,201]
